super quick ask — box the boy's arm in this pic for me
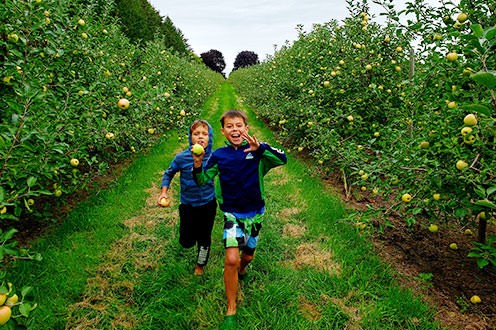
[192,150,219,185]
[158,159,179,204]
[257,143,287,174]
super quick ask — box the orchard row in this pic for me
[1,0,224,224]
[230,0,495,245]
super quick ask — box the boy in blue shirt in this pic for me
[158,119,217,276]
[192,110,287,328]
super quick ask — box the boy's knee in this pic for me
[225,249,240,268]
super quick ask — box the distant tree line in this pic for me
[200,49,260,75]
[113,0,260,74]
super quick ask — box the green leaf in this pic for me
[470,24,483,38]
[477,259,489,269]
[1,228,18,241]
[487,185,496,196]
[485,27,496,40]
[19,302,31,317]
[475,199,496,209]
[27,176,37,188]
[0,187,4,203]
[21,286,33,298]
[471,71,496,89]
[461,104,492,116]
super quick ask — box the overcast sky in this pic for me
[147,0,444,74]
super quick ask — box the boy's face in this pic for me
[191,124,209,148]
[221,116,248,147]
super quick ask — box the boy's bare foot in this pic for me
[194,265,204,275]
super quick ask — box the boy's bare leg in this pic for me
[239,251,254,275]
[224,247,240,315]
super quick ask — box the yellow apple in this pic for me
[428,224,439,233]
[0,294,6,306]
[0,306,11,325]
[446,52,458,61]
[159,197,170,207]
[457,13,468,23]
[447,101,457,108]
[419,141,430,149]
[464,135,476,145]
[449,243,458,250]
[70,158,79,167]
[5,294,18,307]
[191,143,204,156]
[77,19,85,26]
[147,128,155,135]
[463,114,477,126]
[7,34,19,43]
[105,132,114,139]
[470,295,481,304]
[402,193,412,203]
[347,115,354,122]
[433,193,441,201]
[117,98,130,110]
[395,46,403,52]
[323,80,330,87]
[456,160,468,170]
[365,64,372,71]
[464,229,473,236]
[180,109,186,116]
[81,32,88,39]
[461,127,473,136]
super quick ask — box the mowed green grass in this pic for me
[11,82,440,329]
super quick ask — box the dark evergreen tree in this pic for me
[114,0,191,57]
[200,49,226,74]
[114,0,162,44]
[161,16,191,56]
[232,51,259,71]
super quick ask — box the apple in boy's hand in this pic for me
[192,143,204,156]
[159,197,170,207]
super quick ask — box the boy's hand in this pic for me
[241,130,259,152]
[191,146,204,168]
[157,194,170,207]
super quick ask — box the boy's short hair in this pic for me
[220,110,248,127]
[190,119,209,133]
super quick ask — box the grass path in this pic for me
[13,82,440,329]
